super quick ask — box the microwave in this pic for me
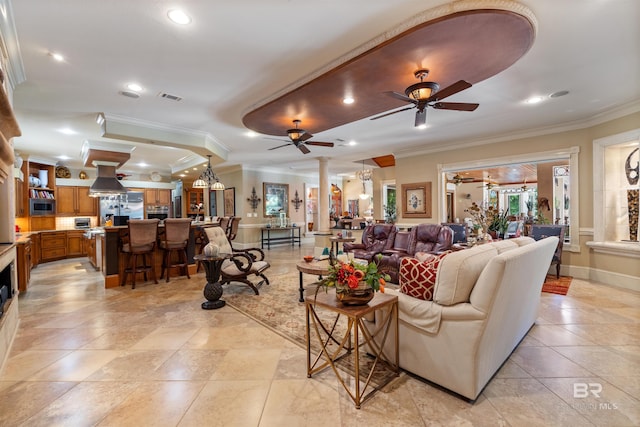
[29,199,55,216]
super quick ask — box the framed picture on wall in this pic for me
[263,182,289,217]
[223,187,235,216]
[402,182,432,218]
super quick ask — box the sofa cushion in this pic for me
[512,236,535,246]
[433,245,498,306]
[414,251,436,263]
[489,239,519,254]
[399,252,450,301]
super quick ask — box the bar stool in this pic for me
[120,219,160,289]
[160,218,193,282]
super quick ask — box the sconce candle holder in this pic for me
[247,187,261,212]
[291,190,303,212]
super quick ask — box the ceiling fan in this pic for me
[478,175,500,190]
[371,69,479,127]
[448,173,474,185]
[266,119,334,154]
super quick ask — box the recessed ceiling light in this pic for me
[193,167,198,170]
[56,155,71,160]
[245,131,257,137]
[417,124,428,130]
[343,97,355,105]
[57,127,76,135]
[179,174,186,177]
[184,170,189,174]
[348,140,357,146]
[168,9,191,25]
[49,52,64,62]
[137,162,148,167]
[127,83,143,92]
[525,96,544,104]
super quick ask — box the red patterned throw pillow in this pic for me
[399,252,450,301]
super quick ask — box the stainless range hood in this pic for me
[89,163,127,197]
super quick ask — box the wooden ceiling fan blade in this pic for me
[385,91,417,104]
[298,144,311,154]
[268,143,292,150]
[299,132,313,142]
[305,141,334,147]
[433,102,479,111]
[426,80,472,102]
[414,109,427,127]
[370,106,414,120]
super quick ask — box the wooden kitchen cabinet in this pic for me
[30,216,55,232]
[40,231,67,262]
[16,238,31,292]
[145,189,171,205]
[86,234,97,269]
[66,230,86,257]
[15,178,25,217]
[186,189,203,215]
[57,186,97,216]
[30,232,41,267]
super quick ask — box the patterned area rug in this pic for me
[223,274,346,351]
[541,275,572,295]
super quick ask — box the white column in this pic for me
[318,157,330,234]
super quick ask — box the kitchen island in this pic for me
[101,223,215,288]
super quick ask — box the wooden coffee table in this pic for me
[296,259,331,302]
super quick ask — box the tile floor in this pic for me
[0,242,638,426]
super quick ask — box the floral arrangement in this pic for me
[320,259,390,292]
[465,201,509,236]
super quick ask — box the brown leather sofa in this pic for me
[343,223,397,262]
[377,223,454,283]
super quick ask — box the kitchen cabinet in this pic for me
[145,188,171,206]
[40,231,67,262]
[66,230,86,257]
[186,189,203,215]
[16,239,31,292]
[15,178,25,217]
[57,186,97,216]
[30,233,41,267]
[30,216,55,232]
[86,234,97,269]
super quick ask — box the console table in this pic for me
[260,226,301,249]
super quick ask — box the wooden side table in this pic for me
[296,259,331,302]
[329,236,356,254]
[305,290,399,409]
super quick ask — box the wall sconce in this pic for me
[247,186,261,212]
[291,190,303,212]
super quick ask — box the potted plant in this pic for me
[316,257,390,306]
[488,210,510,239]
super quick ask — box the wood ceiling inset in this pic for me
[243,7,535,137]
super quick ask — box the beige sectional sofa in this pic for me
[364,236,558,400]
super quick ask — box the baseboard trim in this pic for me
[563,265,639,292]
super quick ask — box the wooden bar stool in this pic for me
[120,219,160,289]
[160,218,193,282]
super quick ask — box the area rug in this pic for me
[541,275,572,295]
[222,274,345,351]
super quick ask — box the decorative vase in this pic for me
[335,281,374,306]
[38,169,48,188]
[203,243,220,257]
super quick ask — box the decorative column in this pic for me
[318,157,330,234]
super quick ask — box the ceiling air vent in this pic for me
[158,92,183,102]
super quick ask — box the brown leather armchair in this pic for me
[377,224,454,283]
[343,223,397,262]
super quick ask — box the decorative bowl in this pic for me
[303,255,314,263]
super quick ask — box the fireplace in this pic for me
[0,259,14,317]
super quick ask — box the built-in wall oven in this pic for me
[147,205,169,221]
[29,199,55,216]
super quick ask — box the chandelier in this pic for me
[192,155,224,190]
[357,160,371,200]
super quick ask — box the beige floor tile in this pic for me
[210,348,282,381]
[28,349,121,381]
[0,350,70,381]
[539,377,640,427]
[563,323,640,346]
[129,326,199,350]
[178,380,270,426]
[28,327,109,350]
[483,378,592,426]
[510,346,593,378]
[0,381,76,426]
[85,349,175,381]
[80,325,159,349]
[184,324,285,350]
[153,349,228,380]
[22,381,140,427]
[495,359,532,379]
[259,378,342,427]
[552,346,640,377]
[528,324,596,346]
[601,375,640,400]
[97,381,205,426]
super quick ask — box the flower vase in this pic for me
[335,281,374,306]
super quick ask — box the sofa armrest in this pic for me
[343,242,365,252]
